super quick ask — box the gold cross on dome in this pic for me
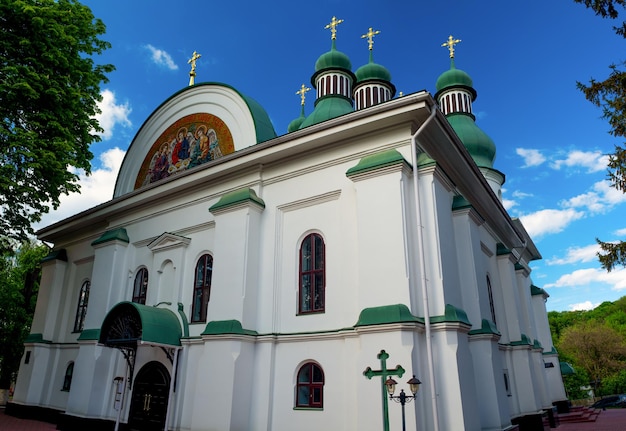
[296,84,311,106]
[325,16,344,40]
[187,51,202,86]
[442,35,461,58]
[361,27,381,51]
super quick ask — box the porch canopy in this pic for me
[99,301,182,348]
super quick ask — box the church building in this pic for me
[9,17,567,431]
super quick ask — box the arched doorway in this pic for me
[128,361,171,431]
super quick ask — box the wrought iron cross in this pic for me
[364,350,406,431]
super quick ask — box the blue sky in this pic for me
[37,0,626,312]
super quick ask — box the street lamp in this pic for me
[385,375,421,431]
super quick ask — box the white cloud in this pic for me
[562,180,626,214]
[545,266,626,290]
[614,227,626,236]
[145,44,178,70]
[516,148,546,168]
[502,198,517,210]
[551,150,609,173]
[35,148,126,230]
[546,244,600,265]
[569,300,598,311]
[95,89,131,140]
[518,208,584,238]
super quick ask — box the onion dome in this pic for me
[435,60,475,96]
[434,35,495,169]
[288,84,310,133]
[446,113,496,168]
[315,41,352,73]
[288,107,306,133]
[356,55,392,82]
[353,27,395,110]
[300,17,355,129]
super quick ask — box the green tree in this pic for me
[0,0,114,251]
[574,0,626,270]
[558,320,626,394]
[0,241,48,389]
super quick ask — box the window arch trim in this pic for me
[295,361,324,408]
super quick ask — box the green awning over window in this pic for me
[99,301,182,348]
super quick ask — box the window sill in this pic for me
[293,407,323,411]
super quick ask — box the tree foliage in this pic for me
[0,241,48,389]
[0,0,114,250]
[573,0,626,271]
[559,321,626,392]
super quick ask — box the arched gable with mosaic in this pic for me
[135,113,234,190]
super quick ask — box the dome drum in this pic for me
[438,89,474,116]
[353,83,394,110]
[315,71,354,100]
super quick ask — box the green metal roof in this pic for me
[299,95,354,129]
[355,304,422,326]
[446,113,496,168]
[346,149,408,177]
[209,187,265,213]
[91,228,130,246]
[99,301,182,347]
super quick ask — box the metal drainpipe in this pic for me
[410,106,440,431]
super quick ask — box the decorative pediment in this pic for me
[147,232,191,252]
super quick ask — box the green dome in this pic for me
[356,61,392,82]
[435,60,473,93]
[299,95,354,129]
[315,40,352,72]
[446,113,496,168]
[288,109,305,132]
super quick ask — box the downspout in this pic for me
[410,106,440,431]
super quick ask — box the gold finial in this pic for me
[188,51,201,86]
[441,35,461,59]
[296,84,311,106]
[361,27,381,51]
[399,91,403,97]
[325,16,344,40]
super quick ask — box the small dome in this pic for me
[356,61,392,83]
[447,113,496,168]
[315,41,352,72]
[299,96,354,129]
[288,114,305,133]
[436,62,473,92]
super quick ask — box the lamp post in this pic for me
[385,375,421,431]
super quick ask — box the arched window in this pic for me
[73,280,90,332]
[487,275,497,325]
[192,254,213,323]
[62,362,74,391]
[298,233,325,314]
[296,362,324,408]
[132,268,149,304]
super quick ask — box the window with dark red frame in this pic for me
[73,280,90,332]
[296,362,324,408]
[192,254,213,323]
[298,233,325,314]
[132,268,148,304]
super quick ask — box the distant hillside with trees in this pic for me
[549,296,626,399]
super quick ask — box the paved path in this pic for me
[556,408,626,430]
[0,408,56,430]
[1,406,626,430]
